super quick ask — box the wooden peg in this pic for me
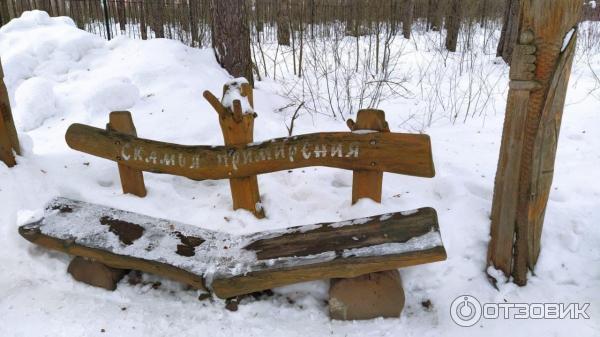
[203,90,227,117]
[108,111,147,197]
[240,82,254,107]
[346,119,356,131]
[232,100,243,123]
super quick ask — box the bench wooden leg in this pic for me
[330,110,405,320]
[67,257,128,291]
[329,270,405,320]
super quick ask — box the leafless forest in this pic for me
[1,0,599,126]
[2,1,598,48]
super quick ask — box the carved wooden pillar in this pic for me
[204,79,264,218]
[488,0,582,285]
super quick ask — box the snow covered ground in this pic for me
[0,11,598,337]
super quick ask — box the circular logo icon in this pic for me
[450,295,482,327]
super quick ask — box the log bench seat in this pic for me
[19,197,446,299]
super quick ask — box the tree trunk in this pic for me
[427,0,441,31]
[402,0,414,39]
[210,0,254,86]
[445,0,461,52]
[488,0,582,286]
[479,0,488,28]
[117,0,126,32]
[276,0,290,46]
[0,0,11,25]
[151,0,165,38]
[497,0,521,64]
[140,1,147,40]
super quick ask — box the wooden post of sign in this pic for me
[488,0,582,286]
[0,58,20,167]
[329,109,405,320]
[203,81,265,218]
[107,111,147,197]
[347,109,389,203]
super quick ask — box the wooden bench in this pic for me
[19,197,446,299]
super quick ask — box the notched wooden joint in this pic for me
[346,119,356,131]
[509,80,542,91]
[519,30,534,45]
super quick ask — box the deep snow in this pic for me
[0,11,598,337]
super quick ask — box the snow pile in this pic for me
[13,76,57,130]
[0,10,598,337]
[221,77,254,113]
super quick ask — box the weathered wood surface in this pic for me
[205,80,264,218]
[488,0,581,285]
[212,245,445,299]
[488,31,538,281]
[0,58,19,166]
[67,256,128,291]
[329,270,405,320]
[65,124,435,180]
[19,198,446,298]
[108,111,147,197]
[0,109,16,167]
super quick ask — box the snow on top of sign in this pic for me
[351,129,378,134]
[221,77,254,114]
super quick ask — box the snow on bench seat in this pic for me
[19,198,446,298]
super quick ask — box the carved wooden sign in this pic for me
[64,80,435,224]
[65,123,435,180]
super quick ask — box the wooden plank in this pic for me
[108,111,147,197]
[488,34,537,277]
[488,0,582,285]
[0,58,20,155]
[19,224,207,290]
[246,208,440,260]
[526,27,578,270]
[212,246,446,299]
[65,124,435,180]
[19,198,446,298]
